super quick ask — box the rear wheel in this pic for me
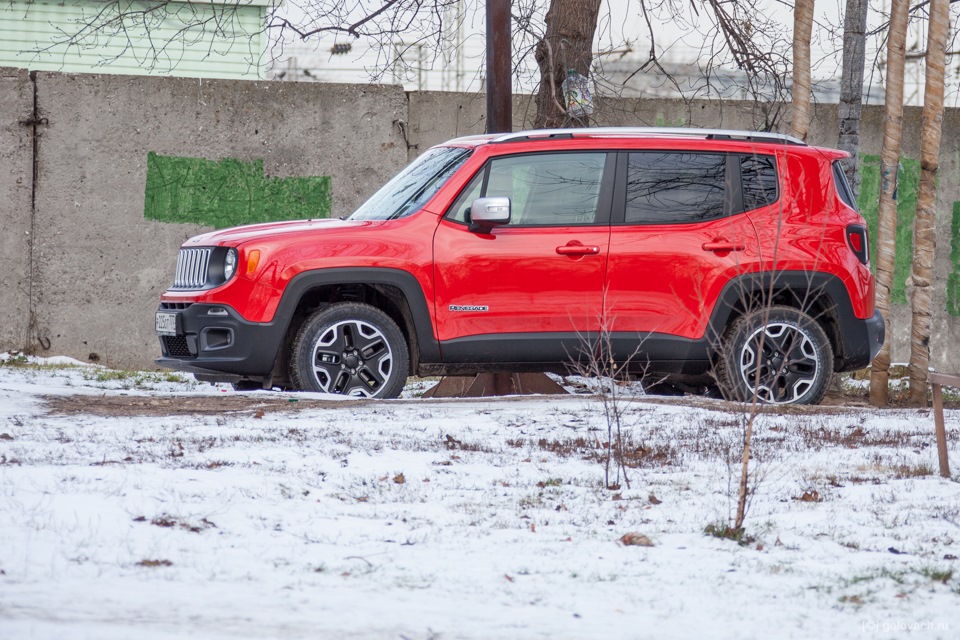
[289,303,409,398]
[716,306,833,405]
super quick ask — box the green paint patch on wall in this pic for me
[144,152,331,229]
[949,202,960,316]
[654,113,686,128]
[857,154,920,306]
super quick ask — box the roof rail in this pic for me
[489,127,806,146]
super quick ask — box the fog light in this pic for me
[200,327,234,351]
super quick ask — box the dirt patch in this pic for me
[44,394,368,417]
[40,388,943,419]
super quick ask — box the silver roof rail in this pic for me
[489,127,806,146]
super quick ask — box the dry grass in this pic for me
[135,513,218,534]
[136,559,174,568]
[513,436,683,469]
[796,424,919,450]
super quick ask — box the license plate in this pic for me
[155,312,178,336]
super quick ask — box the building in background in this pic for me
[0,0,268,79]
[267,0,479,92]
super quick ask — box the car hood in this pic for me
[183,218,377,247]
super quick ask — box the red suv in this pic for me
[156,127,883,404]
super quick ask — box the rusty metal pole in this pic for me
[486,0,512,133]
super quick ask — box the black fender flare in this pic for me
[706,271,862,367]
[274,267,440,364]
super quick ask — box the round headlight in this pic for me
[224,248,238,281]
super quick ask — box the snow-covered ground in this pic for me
[1,355,958,639]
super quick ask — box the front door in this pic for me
[432,151,615,366]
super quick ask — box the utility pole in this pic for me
[486,0,512,133]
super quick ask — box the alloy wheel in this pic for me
[310,319,394,397]
[738,322,820,404]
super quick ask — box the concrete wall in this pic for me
[1,66,958,371]
[8,69,407,368]
[0,68,33,352]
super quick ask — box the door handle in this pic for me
[556,243,600,256]
[702,240,745,253]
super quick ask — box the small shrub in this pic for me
[0,353,29,367]
[921,568,954,584]
[536,478,563,488]
[704,522,755,545]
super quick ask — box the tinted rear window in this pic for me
[740,154,779,211]
[833,161,859,210]
[625,152,726,223]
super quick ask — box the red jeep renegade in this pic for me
[156,127,883,404]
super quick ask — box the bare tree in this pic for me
[25,0,798,131]
[908,0,951,406]
[837,0,869,197]
[790,0,815,141]
[669,0,791,125]
[571,316,637,491]
[869,0,909,407]
[533,0,602,128]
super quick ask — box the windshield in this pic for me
[349,146,473,221]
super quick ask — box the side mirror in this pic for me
[468,197,510,230]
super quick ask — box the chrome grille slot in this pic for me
[173,248,212,290]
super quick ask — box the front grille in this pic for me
[162,335,193,358]
[173,248,212,290]
[160,302,193,311]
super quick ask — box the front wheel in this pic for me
[716,306,833,405]
[289,303,409,398]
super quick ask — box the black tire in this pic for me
[289,303,409,398]
[716,305,833,406]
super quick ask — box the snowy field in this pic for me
[1,354,959,640]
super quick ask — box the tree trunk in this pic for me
[908,0,950,406]
[869,0,909,406]
[838,0,868,197]
[533,0,602,129]
[790,0,815,140]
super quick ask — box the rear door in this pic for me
[432,151,615,365]
[604,150,768,364]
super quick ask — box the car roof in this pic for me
[443,127,807,149]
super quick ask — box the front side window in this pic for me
[625,152,726,224]
[350,146,472,221]
[447,152,607,226]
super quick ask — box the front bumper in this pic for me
[156,303,286,382]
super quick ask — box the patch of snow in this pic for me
[1,362,958,638]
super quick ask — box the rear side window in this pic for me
[833,161,859,210]
[740,154,779,211]
[625,152,726,223]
